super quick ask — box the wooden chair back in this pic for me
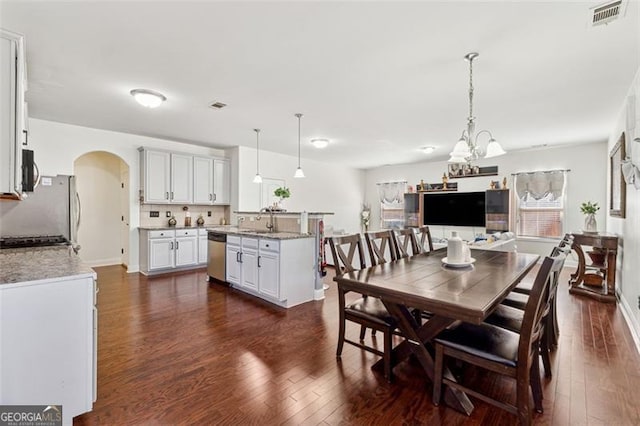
[327,234,366,276]
[417,226,434,253]
[395,228,420,258]
[518,253,567,376]
[365,230,398,265]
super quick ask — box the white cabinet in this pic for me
[225,236,242,285]
[0,29,27,197]
[198,228,207,264]
[0,274,97,425]
[193,156,214,204]
[225,235,314,308]
[258,248,280,299]
[140,229,199,274]
[141,150,170,203]
[149,236,174,270]
[140,149,230,205]
[175,231,198,267]
[213,158,230,205]
[170,153,193,204]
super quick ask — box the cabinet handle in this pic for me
[165,192,169,200]
[239,252,243,263]
[170,241,173,250]
[171,192,174,200]
[236,252,240,263]
[22,130,28,146]
[258,256,261,268]
[213,193,217,201]
[209,193,212,201]
[176,241,179,250]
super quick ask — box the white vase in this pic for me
[447,231,463,263]
[584,213,597,233]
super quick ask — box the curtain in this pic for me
[514,170,567,201]
[377,181,406,205]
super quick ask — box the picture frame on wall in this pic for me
[447,164,498,179]
[609,133,626,218]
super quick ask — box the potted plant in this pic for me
[580,201,599,233]
[273,187,290,209]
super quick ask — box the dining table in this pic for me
[334,247,540,415]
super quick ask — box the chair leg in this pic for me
[359,325,367,340]
[337,290,346,358]
[384,327,393,383]
[540,328,552,378]
[432,344,444,406]
[530,357,544,413]
[516,372,533,426]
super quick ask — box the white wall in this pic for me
[28,118,226,272]
[608,65,640,351]
[74,151,123,266]
[364,142,608,258]
[233,145,365,234]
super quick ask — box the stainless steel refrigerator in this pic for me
[0,174,80,245]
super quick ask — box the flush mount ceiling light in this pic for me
[130,89,166,108]
[448,52,506,164]
[421,146,436,154]
[252,128,262,184]
[294,113,305,178]
[310,138,330,149]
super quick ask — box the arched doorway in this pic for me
[74,151,130,267]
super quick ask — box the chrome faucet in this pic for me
[259,207,276,232]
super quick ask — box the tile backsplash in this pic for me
[139,204,230,228]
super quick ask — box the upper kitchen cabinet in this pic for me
[213,158,230,205]
[170,153,193,204]
[140,149,171,203]
[140,148,230,205]
[0,29,28,198]
[194,156,230,205]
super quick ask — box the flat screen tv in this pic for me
[423,191,486,227]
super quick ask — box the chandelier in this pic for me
[448,52,506,163]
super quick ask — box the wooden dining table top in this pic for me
[335,248,541,324]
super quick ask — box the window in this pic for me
[514,170,568,238]
[377,181,406,230]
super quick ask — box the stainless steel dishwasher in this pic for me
[207,231,226,282]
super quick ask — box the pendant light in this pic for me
[253,128,262,184]
[294,113,305,178]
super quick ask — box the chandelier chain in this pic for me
[468,56,474,121]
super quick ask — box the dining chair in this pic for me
[432,253,566,425]
[327,234,398,382]
[417,225,434,253]
[394,228,420,258]
[365,230,399,265]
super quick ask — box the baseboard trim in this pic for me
[85,258,122,268]
[314,288,325,300]
[619,293,640,355]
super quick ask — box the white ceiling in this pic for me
[1,1,638,169]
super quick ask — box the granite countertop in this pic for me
[206,226,314,240]
[138,225,210,231]
[234,211,334,216]
[0,246,96,286]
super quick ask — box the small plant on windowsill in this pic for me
[580,201,599,233]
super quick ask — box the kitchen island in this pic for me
[208,227,318,308]
[0,246,97,426]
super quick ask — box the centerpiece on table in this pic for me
[580,201,599,233]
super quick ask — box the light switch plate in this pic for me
[166,211,172,217]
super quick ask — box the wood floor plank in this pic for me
[73,265,640,425]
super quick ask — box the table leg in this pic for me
[382,301,474,416]
[569,242,586,287]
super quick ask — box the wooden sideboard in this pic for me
[569,232,619,303]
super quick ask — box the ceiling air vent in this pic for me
[209,102,227,109]
[590,0,624,26]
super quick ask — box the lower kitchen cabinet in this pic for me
[198,229,207,264]
[139,228,203,275]
[225,235,315,308]
[0,273,97,425]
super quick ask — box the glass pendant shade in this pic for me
[294,167,305,178]
[253,174,262,184]
[484,139,507,158]
[448,139,471,163]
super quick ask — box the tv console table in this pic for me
[568,231,618,303]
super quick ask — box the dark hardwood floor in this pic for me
[74,264,640,425]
